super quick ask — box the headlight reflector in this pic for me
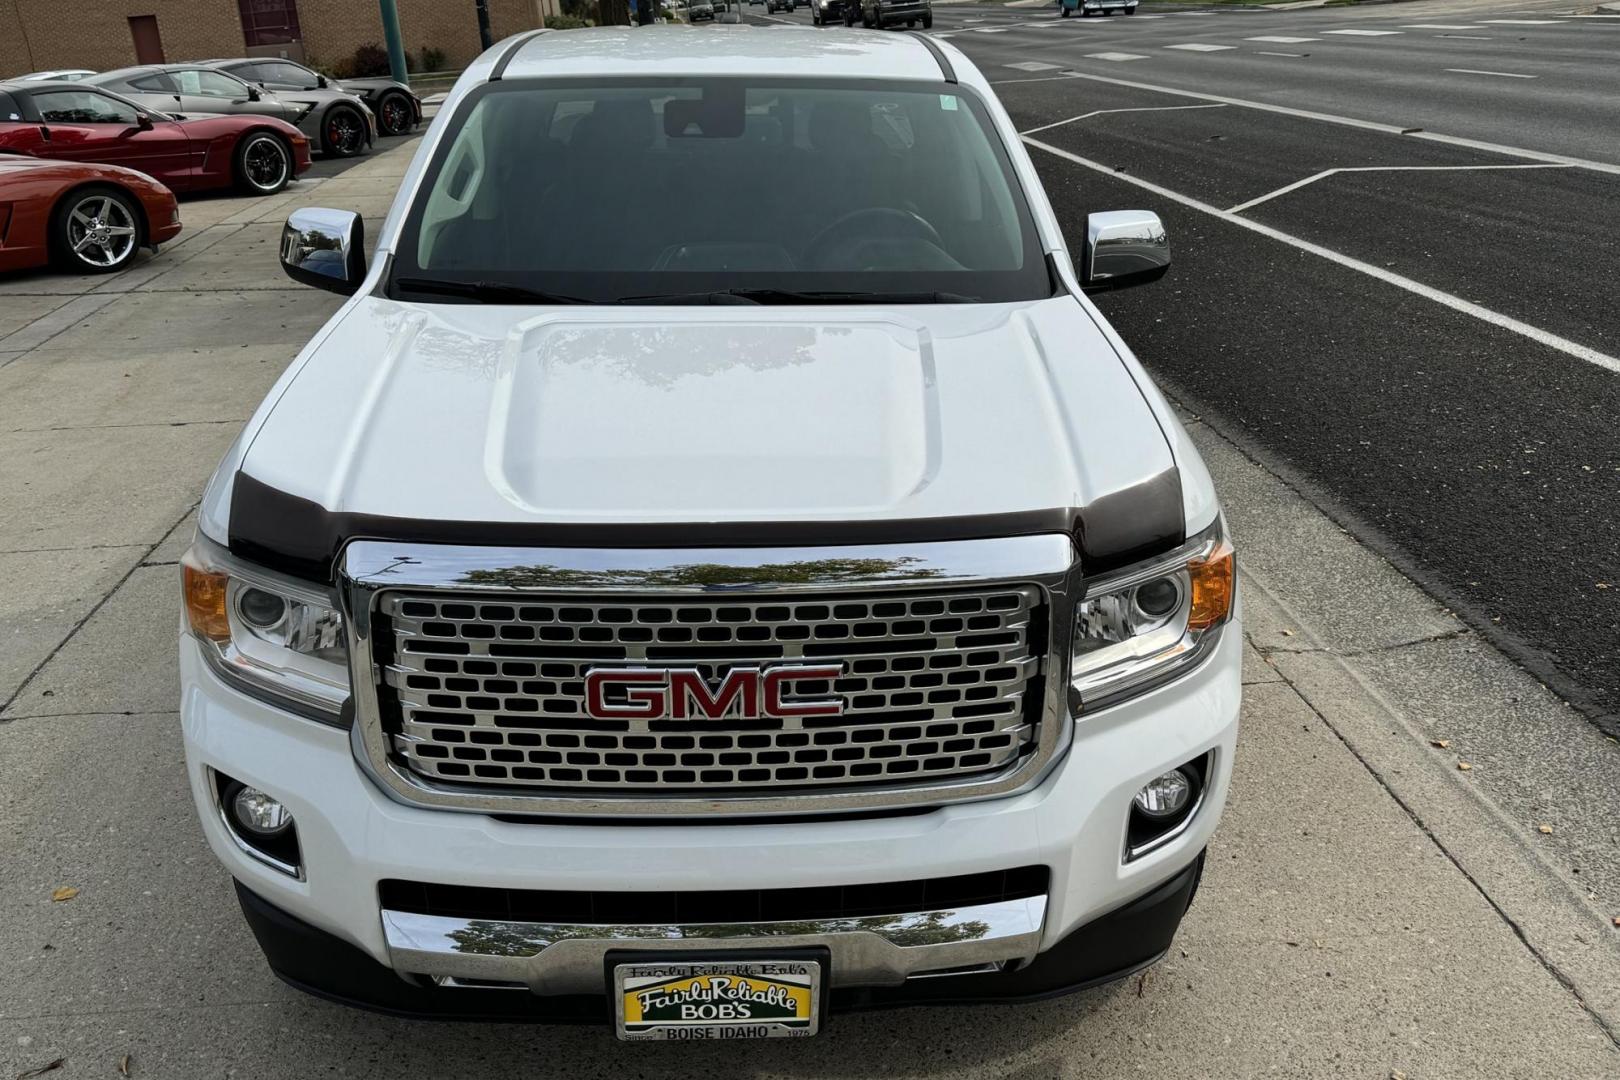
[182,539,349,722]
[1071,522,1234,712]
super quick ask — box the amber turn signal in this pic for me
[182,563,232,642]
[1187,540,1235,631]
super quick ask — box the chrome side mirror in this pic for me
[1082,210,1170,292]
[280,207,365,295]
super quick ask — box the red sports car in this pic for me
[0,154,183,274]
[0,79,311,197]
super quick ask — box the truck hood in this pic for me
[231,296,1180,565]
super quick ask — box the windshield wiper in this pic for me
[392,277,597,305]
[614,288,981,306]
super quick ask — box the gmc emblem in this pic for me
[583,665,844,721]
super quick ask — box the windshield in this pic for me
[392,78,1051,304]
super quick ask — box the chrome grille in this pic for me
[375,587,1043,794]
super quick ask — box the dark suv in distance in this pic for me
[846,0,931,28]
[811,0,846,24]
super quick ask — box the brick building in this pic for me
[1,0,557,78]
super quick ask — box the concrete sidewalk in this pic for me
[1,136,1616,1079]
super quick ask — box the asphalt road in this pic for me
[738,0,1620,732]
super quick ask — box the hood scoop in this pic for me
[485,316,940,519]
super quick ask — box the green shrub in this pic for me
[417,45,448,72]
[545,13,591,27]
[348,43,391,77]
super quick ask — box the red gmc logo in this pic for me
[583,665,844,721]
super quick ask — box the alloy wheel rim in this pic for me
[380,97,408,134]
[328,111,362,154]
[244,136,289,190]
[67,195,136,268]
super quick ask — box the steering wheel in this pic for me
[803,207,945,269]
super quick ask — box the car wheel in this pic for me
[234,131,293,195]
[907,17,915,26]
[1062,6,1070,15]
[323,104,366,158]
[921,10,931,26]
[376,91,413,137]
[51,185,143,274]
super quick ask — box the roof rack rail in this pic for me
[490,28,550,81]
[907,31,957,84]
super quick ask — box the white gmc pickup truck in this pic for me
[179,27,1240,1038]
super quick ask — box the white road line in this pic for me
[1257,51,1308,57]
[1322,28,1402,35]
[1022,135,1620,376]
[988,73,1092,84]
[1401,24,1485,29]
[1446,68,1538,78]
[1049,71,1620,177]
[1226,163,1571,214]
[1006,61,1063,72]
[1482,18,1562,25]
[1083,52,1152,62]
[1165,43,1236,51]
[1441,35,1495,39]
[1020,103,1224,136]
[1247,35,1318,43]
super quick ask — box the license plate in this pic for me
[613,958,822,1041]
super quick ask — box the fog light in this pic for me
[1133,769,1192,819]
[231,786,293,837]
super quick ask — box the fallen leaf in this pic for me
[1612,915,1620,928]
[1391,1071,1408,1080]
[50,887,78,903]
[1457,762,1473,772]
[1136,970,1151,997]
[1430,739,1451,749]
[1280,629,1295,637]
[119,1054,131,1077]
[16,1060,66,1080]
[1538,824,1553,835]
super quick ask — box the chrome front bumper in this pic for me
[382,894,1047,993]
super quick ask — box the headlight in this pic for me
[182,537,348,722]
[1071,520,1234,712]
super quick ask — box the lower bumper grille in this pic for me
[375,585,1045,796]
[379,866,1049,924]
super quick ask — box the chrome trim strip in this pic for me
[381,895,1047,993]
[341,534,1076,594]
[340,535,1081,818]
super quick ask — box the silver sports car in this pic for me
[85,64,374,157]
[202,58,421,138]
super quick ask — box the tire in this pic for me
[375,91,413,137]
[50,184,143,274]
[921,9,931,26]
[907,17,916,26]
[1062,7,1070,15]
[863,5,874,26]
[234,131,293,195]
[322,104,367,158]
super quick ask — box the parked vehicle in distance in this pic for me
[183,28,1236,1036]
[767,0,790,10]
[0,81,311,195]
[846,0,932,28]
[87,64,373,157]
[202,58,421,138]
[0,152,181,274]
[1061,0,1137,15]
[810,0,846,25]
[13,69,96,82]
[690,0,716,18]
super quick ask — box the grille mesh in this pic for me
[375,587,1043,794]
